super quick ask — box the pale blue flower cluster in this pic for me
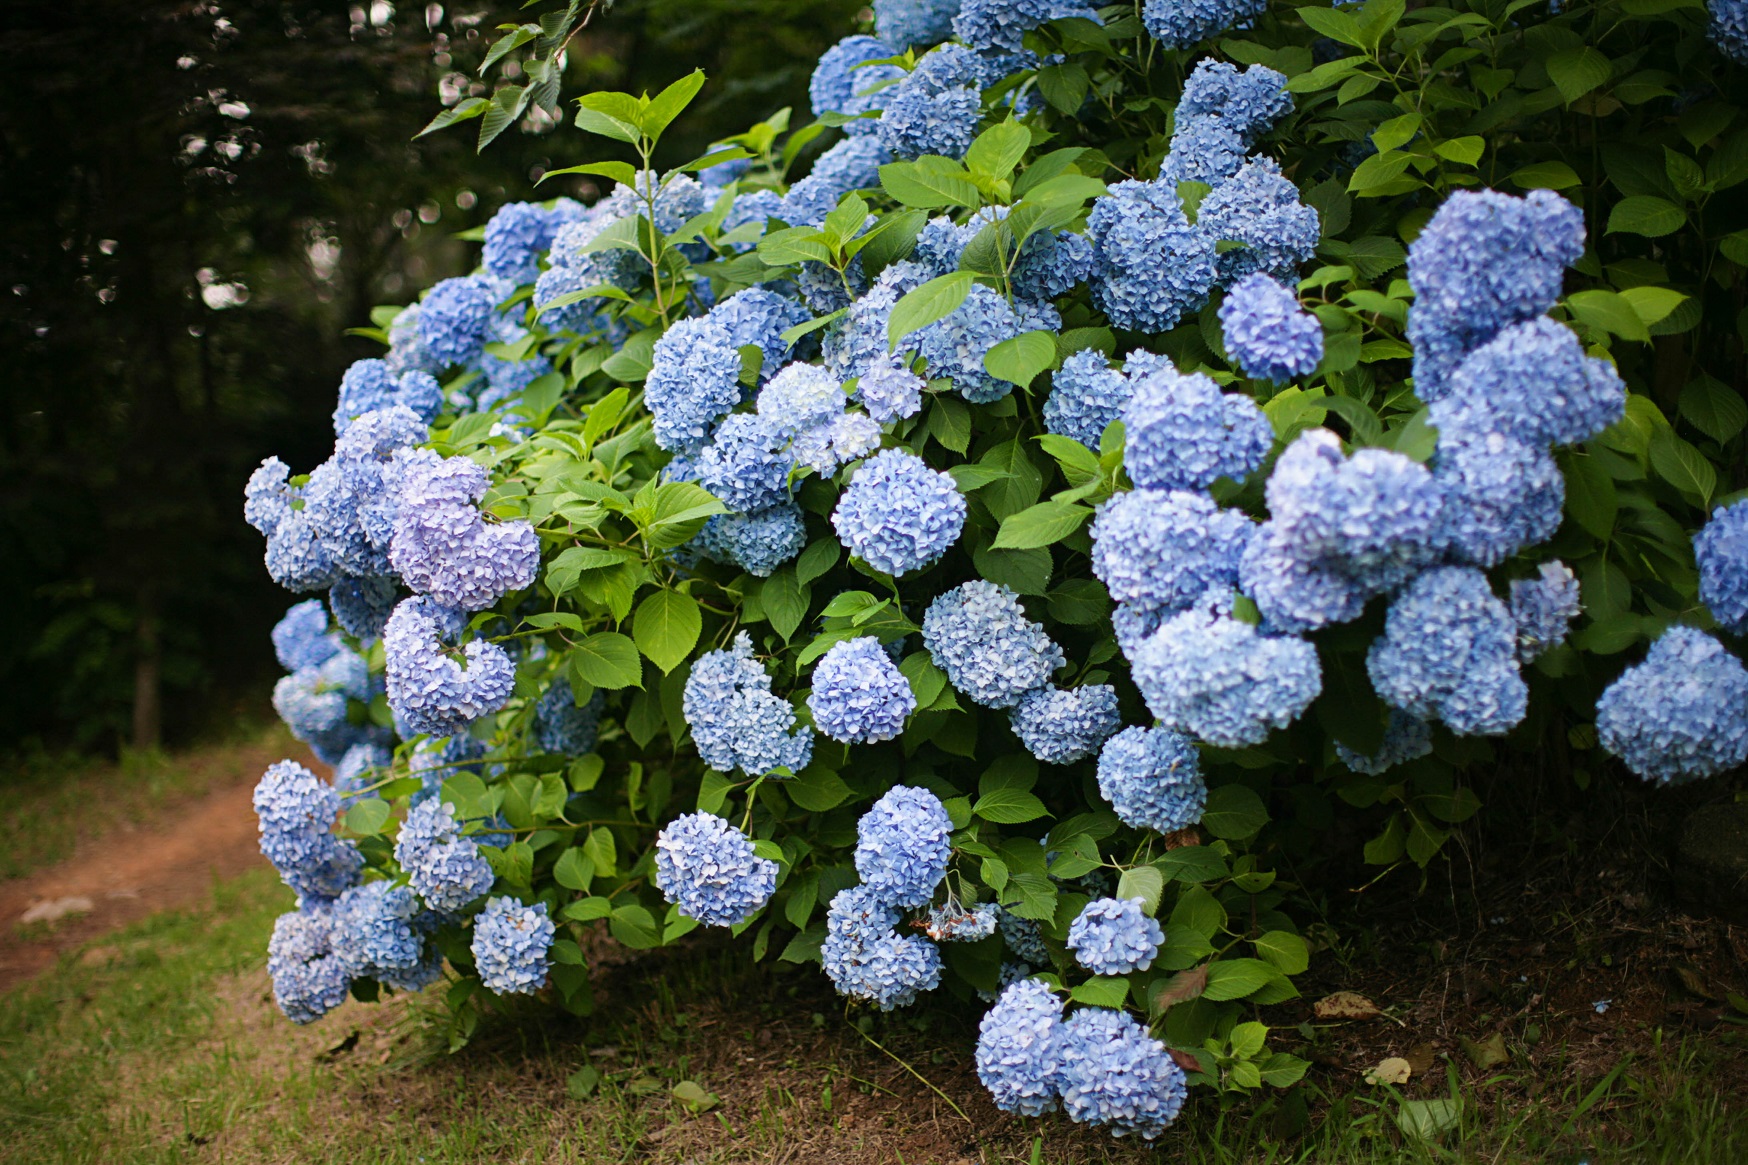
[1009,684,1122,763]
[1057,1007,1189,1138]
[1597,626,1748,784]
[1433,318,1625,448]
[1045,349,1132,449]
[954,0,1094,52]
[654,811,780,926]
[1334,709,1433,775]
[533,679,605,755]
[1710,0,1748,63]
[832,449,967,575]
[273,599,339,671]
[1198,158,1320,284]
[245,456,340,592]
[1066,897,1164,974]
[696,414,793,513]
[1142,0,1268,49]
[334,740,391,802]
[1696,501,1748,635]
[856,353,927,422]
[254,760,363,903]
[1431,427,1564,569]
[693,504,810,577]
[1130,596,1322,748]
[418,276,499,367]
[1121,358,1272,491]
[999,907,1050,963]
[1092,488,1252,615]
[331,880,438,990]
[808,636,918,743]
[681,632,814,776]
[879,47,982,161]
[329,574,400,640]
[1163,61,1292,187]
[822,885,944,1009]
[382,596,516,738]
[876,0,962,47]
[810,36,904,133]
[271,646,375,764]
[471,897,554,995]
[855,785,954,907]
[389,450,540,611]
[1219,272,1323,383]
[1509,560,1581,663]
[267,906,352,1023]
[333,358,442,435]
[483,201,574,285]
[975,977,1065,1115]
[1086,178,1217,332]
[782,137,893,227]
[914,284,1062,403]
[394,798,496,914]
[924,581,1066,708]
[1095,726,1206,833]
[646,289,811,453]
[1366,566,1528,737]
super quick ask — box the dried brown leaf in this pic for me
[1315,990,1383,1020]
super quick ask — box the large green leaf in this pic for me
[570,632,644,689]
[889,272,973,348]
[991,500,1091,550]
[632,590,702,674]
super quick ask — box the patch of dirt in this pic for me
[0,739,308,991]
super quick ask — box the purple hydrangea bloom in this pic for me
[923,581,1065,708]
[471,897,553,995]
[1596,626,1748,785]
[382,596,515,738]
[1367,566,1528,737]
[1121,358,1272,492]
[1696,501,1748,636]
[1087,178,1218,332]
[808,636,918,743]
[1066,897,1164,974]
[654,811,780,926]
[832,449,967,576]
[682,631,815,776]
[975,977,1065,1115]
[1096,726,1206,832]
[1219,272,1324,383]
[389,450,539,612]
[1057,1008,1189,1138]
[1009,684,1121,764]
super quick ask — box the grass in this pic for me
[2,865,1743,1164]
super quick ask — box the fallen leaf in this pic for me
[1397,1097,1463,1140]
[1315,990,1383,1020]
[672,1079,720,1112]
[1364,1056,1412,1085]
[1403,1042,1437,1076]
[566,1064,600,1099]
[1674,963,1724,1001]
[1459,1032,1508,1069]
[1150,965,1209,1014]
[20,896,95,925]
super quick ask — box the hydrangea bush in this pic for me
[242,0,1747,1137]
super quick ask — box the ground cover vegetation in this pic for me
[231,0,1748,1144]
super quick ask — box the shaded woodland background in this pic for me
[0,0,859,752]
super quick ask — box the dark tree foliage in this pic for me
[0,0,855,751]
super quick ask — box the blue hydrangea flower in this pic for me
[924,902,999,941]
[382,596,516,738]
[783,136,894,228]
[654,811,780,926]
[333,741,391,802]
[824,260,927,380]
[1121,358,1272,492]
[1142,0,1268,49]
[1711,0,1748,63]
[329,574,400,641]
[923,581,1065,708]
[417,276,498,367]
[645,316,744,452]
[272,651,373,762]
[1087,178,1218,332]
[826,884,901,948]
[1334,709,1433,775]
[697,414,794,513]
[1057,1007,1188,1138]
[1367,566,1528,737]
[1697,501,1748,636]
[1009,684,1121,764]
[1177,58,1292,134]
[999,906,1050,963]
[1092,489,1253,615]
[254,760,363,903]
[856,353,927,422]
[954,0,1094,51]
[331,880,427,983]
[1219,272,1324,383]
[855,785,954,907]
[1432,427,1564,568]
[878,51,982,161]
[808,636,918,743]
[1433,318,1625,447]
[482,202,559,285]
[471,897,553,995]
[1160,115,1251,188]
[831,449,966,576]
[1197,157,1320,285]
[825,919,944,1009]
[246,458,342,593]
[876,0,963,47]
[333,359,443,435]
[682,631,815,776]
[693,504,809,577]
[1067,897,1164,974]
[975,977,1064,1115]
[1096,726,1206,832]
[1406,189,1585,403]
[395,798,496,914]
[389,450,540,611]
[713,288,813,385]
[719,188,785,250]
[386,303,442,375]
[1510,560,1581,663]
[913,284,1060,404]
[1596,626,1748,785]
[1045,349,1131,449]
[267,906,352,1023]
[273,600,340,672]
[810,36,905,134]
[534,679,605,755]
[1131,596,1322,748]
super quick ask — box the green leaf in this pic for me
[1649,430,1717,505]
[1679,376,1748,444]
[609,903,661,949]
[554,847,594,890]
[539,159,639,188]
[633,590,702,674]
[1546,46,1611,104]
[344,798,390,836]
[983,330,1058,387]
[973,788,1050,824]
[416,97,489,139]
[1347,150,1413,194]
[1619,287,1687,327]
[878,159,980,209]
[1254,931,1310,975]
[642,70,706,142]
[573,92,642,145]
[926,394,972,454]
[1563,454,1618,539]
[1201,785,1269,840]
[1433,136,1484,167]
[991,500,1091,550]
[1116,866,1164,915]
[583,826,617,877]
[1370,113,1420,154]
[1069,978,1130,1008]
[762,565,808,641]
[564,897,612,921]
[1567,289,1651,342]
[1606,196,1686,238]
[889,272,973,349]
[1202,958,1277,1002]
[571,632,644,689]
[1037,62,1090,114]
[1509,161,1583,190]
[787,766,854,812]
[966,120,1030,182]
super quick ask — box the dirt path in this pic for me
[0,739,310,992]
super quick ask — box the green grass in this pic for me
[2,866,1743,1164]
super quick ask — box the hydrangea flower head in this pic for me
[998,906,1050,963]
[1067,897,1164,974]
[654,812,781,926]
[1198,157,1320,285]
[855,785,954,907]
[1009,684,1121,764]
[781,137,892,227]
[1092,488,1253,615]
[954,0,1094,52]
[382,597,515,738]
[1096,726,1206,832]
[878,69,981,161]
[331,881,426,983]
[1711,0,1748,64]
[254,760,364,903]
[1087,179,1218,332]
[1697,500,1748,636]
[832,449,966,576]
[876,0,962,47]
[329,574,400,641]
[1434,317,1625,447]
[692,504,809,577]
[1045,349,1132,449]
[333,359,443,434]
[697,414,793,513]
[857,353,927,422]
[681,632,815,776]
[1433,427,1564,568]
[810,36,905,134]
[533,679,605,755]
[923,581,1065,708]
[1367,566,1528,737]
[471,897,554,995]
[645,316,746,452]
[825,927,944,1009]
[389,450,539,611]
[1219,272,1324,383]
[417,276,498,367]
[1142,0,1268,50]
[808,636,918,743]
[267,906,352,1023]
[482,202,558,285]
[1177,58,1292,133]
[334,741,391,802]
[912,283,1057,404]
[1597,626,1748,784]
[975,977,1065,1115]
[394,798,496,914]
[1510,560,1581,663]
[273,600,339,672]
[1335,709,1434,775]
[1057,1007,1189,1138]
[1121,358,1272,491]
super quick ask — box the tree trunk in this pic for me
[131,595,162,752]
